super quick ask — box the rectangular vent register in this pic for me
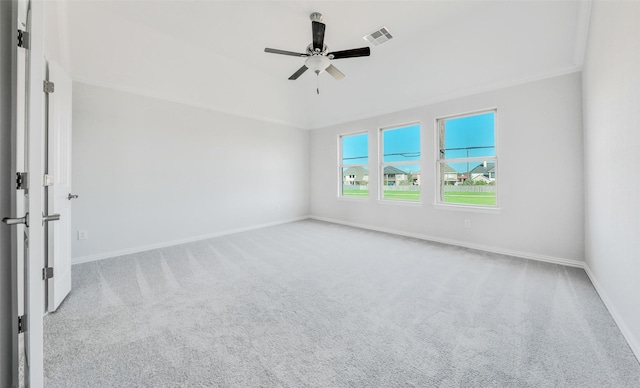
[364,27,393,46]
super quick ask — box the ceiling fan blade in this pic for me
[289,65,308,80]
[312,21,326,51]
[265,48,308,57]
[328,47,371,60]
[325,64,345,80]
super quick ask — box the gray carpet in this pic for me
[44,220,640,387]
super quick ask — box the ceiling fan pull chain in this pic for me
[317,74,320,95]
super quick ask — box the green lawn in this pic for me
[444,192,496,206]
[343,190,421,200]
[343,190,495,206]
[383,191,420,200]
[342,189,369,197]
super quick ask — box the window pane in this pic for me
[342,166,369,197]
[382,163,420,201]
[342,133,368,165]
[440,161,496,206]
[441,112,495,159]
[383,124,420,163]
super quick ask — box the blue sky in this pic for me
[443,111,495,172]
[342,133,368,164]
[342,114,494,173]
[342,124,420,165]
[443,112,495,159]
[383,124,420,163]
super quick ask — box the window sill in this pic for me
[433,203,501,214]
[378,199,423,207]
[338,196,371,202]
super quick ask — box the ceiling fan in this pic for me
[264,12,371,87]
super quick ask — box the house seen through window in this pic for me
[380,123,421,201]
[340,132,368,197]
[437,110,497,207]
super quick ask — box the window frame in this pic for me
[378,122,422,203]
[434,109,500,212]
[338,130,370,199]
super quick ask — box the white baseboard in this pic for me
[583,263,640,363]
[309,215,584,268]
[71,216,310,265]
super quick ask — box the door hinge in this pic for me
[43,80,55,94]
[18,315,25,334]
[16,172,28,191]
[17,29,29,49]
[43,267,54,280]
[43,174,54,187]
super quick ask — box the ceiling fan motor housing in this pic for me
[307,43,328,56]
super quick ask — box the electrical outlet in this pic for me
[464,219,471,228]
[78,230,88,240]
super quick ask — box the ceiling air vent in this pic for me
[363,27,393,46]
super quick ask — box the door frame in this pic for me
[15,0,46,386]
[5,1,20,386]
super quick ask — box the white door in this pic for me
[8,0,46,386]
[45,60,72,312]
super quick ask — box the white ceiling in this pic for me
[60,1,590,129]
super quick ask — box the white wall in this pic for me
[72,82,309,262]
[310,73,584,264]
[582,2,640,359]
[43,0,69,71]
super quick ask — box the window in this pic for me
[437,110,497,207]
[380,124,421,201]
[340,132,368,197]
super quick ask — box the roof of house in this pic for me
[342,166,368,176]
[383,166,408,175]
[470,162,495,174]
[442,164,457,173]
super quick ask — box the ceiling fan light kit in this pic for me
[305,55,330,74]
[264,12,371,93]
